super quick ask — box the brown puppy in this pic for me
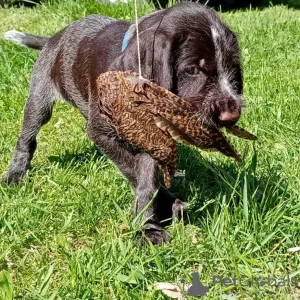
[2,3,244,244]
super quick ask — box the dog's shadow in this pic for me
[47,144,104,169]
[172,145,290,223]
[47,144,289,225]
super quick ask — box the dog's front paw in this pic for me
[136,223,170,246]
[1,170,25,186]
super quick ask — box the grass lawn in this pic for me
[0,0,300,299]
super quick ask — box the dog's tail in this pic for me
[4,30,49,50]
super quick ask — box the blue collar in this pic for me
[121,24,136,52]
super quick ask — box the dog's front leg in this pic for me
[87,120,181,245]
[133,152,183,245]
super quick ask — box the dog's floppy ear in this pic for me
[111,10,174,91]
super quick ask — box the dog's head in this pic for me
[111,3,243,127]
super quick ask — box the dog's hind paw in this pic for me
[1,170,25,187]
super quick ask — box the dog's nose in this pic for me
[219,111,240,124]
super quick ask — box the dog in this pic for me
[2,3,243,244]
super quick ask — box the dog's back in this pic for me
[5,15,129,117]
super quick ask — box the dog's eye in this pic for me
[185,66,200,75]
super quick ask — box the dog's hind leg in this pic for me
[2,81,56,186]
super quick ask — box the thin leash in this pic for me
[134,0,143,80]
